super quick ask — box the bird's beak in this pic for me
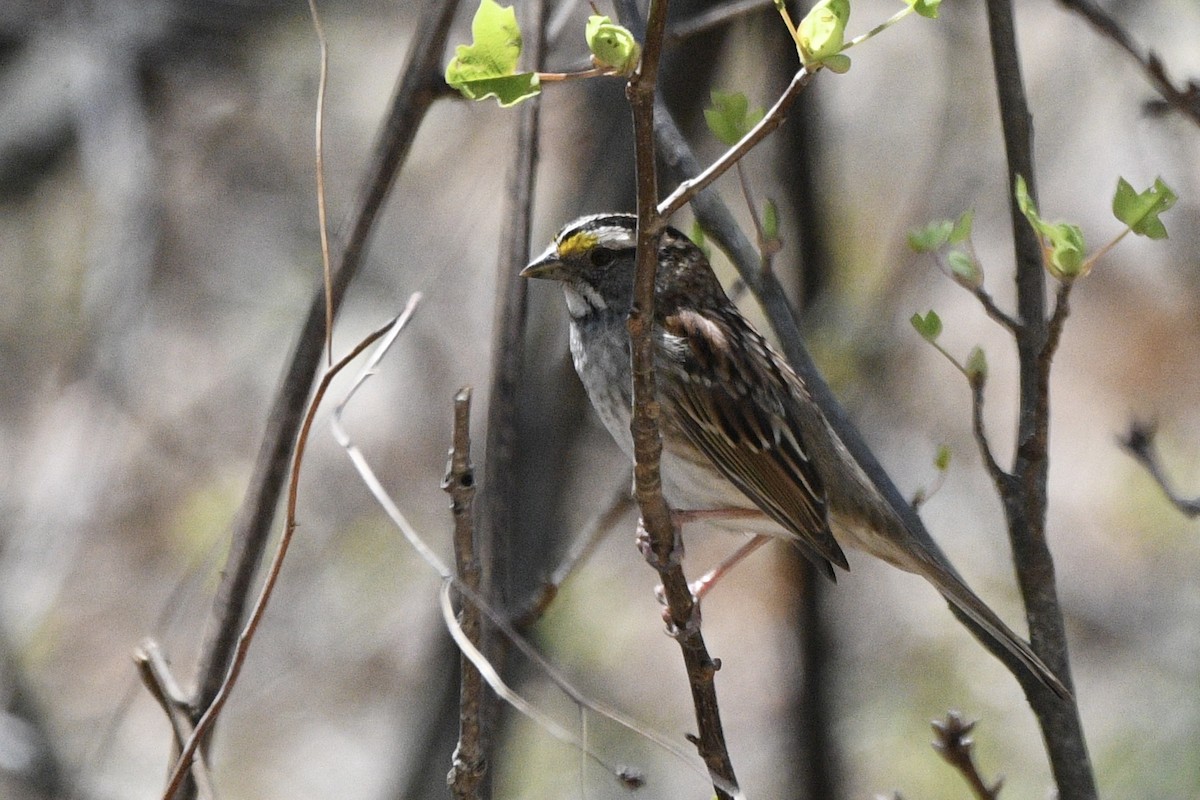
[519,243,565,280]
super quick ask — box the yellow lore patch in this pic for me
[558,230,598,258]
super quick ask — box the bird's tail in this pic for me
[921,555,1072,700]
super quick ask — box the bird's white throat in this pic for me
[563,281,607,318]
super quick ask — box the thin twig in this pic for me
[970,375,1009,488]
[515,474,634,627]
[971,286,1020,333]
[161,316,406,800]
[1119,422,1200,518]
[135,642,215,800]
[1057,0,1200,126]
[444,389,486,800]
[658,65,813,219]
[931,711,1004,800]
[307,0,333,365]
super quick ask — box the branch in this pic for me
[1057,0,1200,126]
[658,66,813,219]
[1119,422,1200,518]
[444,389,486,800]
[984,1,1096,796]
[622,1,739,796]
[931,711,1004,800]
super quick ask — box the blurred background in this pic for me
[2,0,1199,798]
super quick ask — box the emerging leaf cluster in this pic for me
[445,1,640,106]
[444,0,540,107]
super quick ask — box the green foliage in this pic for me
[688,221,712,260]
[795,0,851,73]
[909,210,980,288]
[704,90,765,146]
[445,0,540,107]
[1015,175,1086,280]
[762,199,779,241]
[965,346,988,386]
[910,309,942,342]
[908,0,941,18]
[586,15,640,75]
[946,250,982,289]
[1112,176,1176,240]
[934,443,951,471]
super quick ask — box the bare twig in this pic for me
[658,65,813,220]
[161,317,405,800]
[1057,0,1200,126]
[187,0,460,781]
[621,1,740,796]
[515,474,634,627]
[444,389,486,800]
[135,642,215,800]
[1119,422,1200,518]
[931,711,1004,800]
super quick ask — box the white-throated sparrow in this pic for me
[522,212,1069,699]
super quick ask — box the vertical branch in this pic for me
[622,2,739,797]
[483,0,545,612]
[983,1,1096,797]
[445,389,485,800]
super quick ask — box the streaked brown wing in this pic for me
[661,308,849,578]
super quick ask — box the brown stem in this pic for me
[445,389,486,800]
[623,1,739,797]
[984,1,1096,796]
[1057,0,1200,126]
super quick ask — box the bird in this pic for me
[520,212,1070,700]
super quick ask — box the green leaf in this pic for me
[965,345,987,386]
[1044,222,1086,280]
[704,90,765,146]
[947,249,982,288]
[1014,174,1041,232]
[445,0,540,106]
[934,444,951,471]
[948,208,974,244]
[1112,176,1177,240]
[762,199,779,241]
[797,0,850,71]
[1014,175,1087,281]
[586,15,640,75]
[908,219,952,252]
[909,0,941,18]
[910,310,942,342]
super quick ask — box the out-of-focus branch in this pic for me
[1057,0,1200,126]
[931,711,1003,800]
[444,389,485,800]
[1119,422,1200,518]
[186,0,461,783]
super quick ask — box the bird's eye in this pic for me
[589,248,614,268]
